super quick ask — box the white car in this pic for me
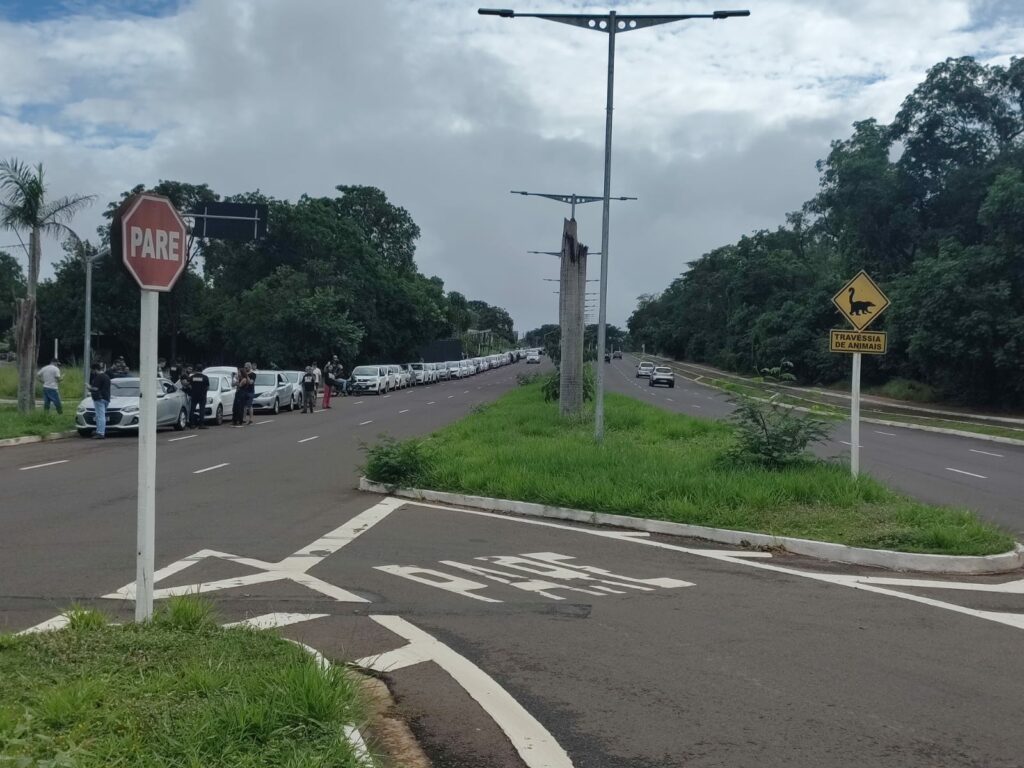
[402,363,421,386]
[281,371,306,409]
[75,377,188,436]
[351,365,389,395]
[636,361,655,378]
[203,373,236,424]
[649,366,675,388]
[385,364,405,390]
[526,351,540,364]
[447,361,464,379]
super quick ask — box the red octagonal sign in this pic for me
[120,194,189,292]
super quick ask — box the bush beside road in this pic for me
[366,381,1014,556]
[0,406,75,440]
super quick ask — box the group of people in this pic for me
[299,356,348,413]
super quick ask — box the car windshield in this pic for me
[353,366,378,376]
[110,381,140,398]
[655,367,671,373]
[208,376,223,389]
[254,373,277,387]
[283,372,300,383]
[640,362,654,368]
[411,364,423,370]
[448,363,460,369]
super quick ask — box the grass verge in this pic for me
[0,598,371,767]
[366,382,1014,556]
[0,405,76,440]
[0,364,86,402]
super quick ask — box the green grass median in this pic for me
[366,382,1014,556]
[0,405,75,440]
[0,599,372,767]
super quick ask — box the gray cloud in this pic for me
[2,0,1022,334]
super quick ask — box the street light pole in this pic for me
[82,246,110,396]
[481,7,750,440]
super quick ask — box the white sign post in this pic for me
[116,194,189,621]
[136,290,158,620]
[850,352,861,478]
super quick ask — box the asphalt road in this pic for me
[608,354,1024,537]
[3,356,1024,768]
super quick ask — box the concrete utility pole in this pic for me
[482,7,749,440]
[558,218,588,417]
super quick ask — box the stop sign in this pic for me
[120,194,189,291]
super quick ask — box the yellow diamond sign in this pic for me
[832,270,890,331]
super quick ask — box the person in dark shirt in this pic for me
[109,356,130,379]
[300,366,317,413]
[231,365,248,425]
[88,363,111,439]
[189,366,210,428]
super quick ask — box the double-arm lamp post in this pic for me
[481,7,749,440]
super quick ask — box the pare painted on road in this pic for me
[375,551,693,603]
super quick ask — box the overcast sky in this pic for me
[2,0,1023,334]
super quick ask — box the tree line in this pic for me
[1,179,516,390]
[627,57,1024,408]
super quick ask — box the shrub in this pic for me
[727,395,830,468]
[363,436,429,486]
[516,372,542,386]
[540,366,595,404]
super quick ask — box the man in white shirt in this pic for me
[37,358,63,414]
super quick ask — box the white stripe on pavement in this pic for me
[946,467,987,479]
[168,434,196,442]
[399,409,409,414]
[359,420,373,426]
[194,462,230,474]
[969,449,1004,458]
[427,401,436,405]
[298,436,319,443]
[255,420,273,425]
[874,431,896,436]
[19,460,68,471]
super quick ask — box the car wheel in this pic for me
[174,408,187,431]
[77,428,93,438]
[215,405,224,425]
[273,398,280,415]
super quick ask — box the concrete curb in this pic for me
[0,430,77,448]
[358,478,1024,575]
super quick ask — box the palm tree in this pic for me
[0,159,94,412]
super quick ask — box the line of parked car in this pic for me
[350,350,527,395]
[74,351,529,435]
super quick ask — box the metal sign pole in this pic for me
[851,352,861,478]
[135,289,158,621]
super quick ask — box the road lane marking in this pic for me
[404,498,1024,632]
[463,390,470,394]
[298,435,319,443]
[225,613,328,630]
[969,449,1004,458]
[692,404,702,409]
[255,419,273,425]
[946,467,987,479]
[359,420,373,426]
[354,401,363,404]
[874,431,896,436]
[383,394,391,399]
[168,434,196,442]
[666,398,674,402]
[360,615,575,768]
[399,409,410,414]
[427,401,436,405]
[448,395,455,399]
[105,497,405,604]
[19,460,69,471]
[840,441,862,447]
[193,462,229,474]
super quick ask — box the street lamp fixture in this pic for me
[511,190,636,219]
[482,6,749,441]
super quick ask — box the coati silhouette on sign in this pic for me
[849,287,876,316]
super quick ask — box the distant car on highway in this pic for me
[351,365,388,395]
[636,361,655,378]
[526,350,540,364]
[613,350,622,359]
[649,366,675,388]
[75,377,188,436]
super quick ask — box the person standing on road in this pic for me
[231,365,247,425]
[178,366,193,424]
[243,362,256,424]
[189,366,210,429]
[322,356,337,409]
[300,366,317,413]
[37,358,63,414]
[110,356,130,379]
[88,362,111,439]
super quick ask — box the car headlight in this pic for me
[206,396,213,404]
[122,405,139,413]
